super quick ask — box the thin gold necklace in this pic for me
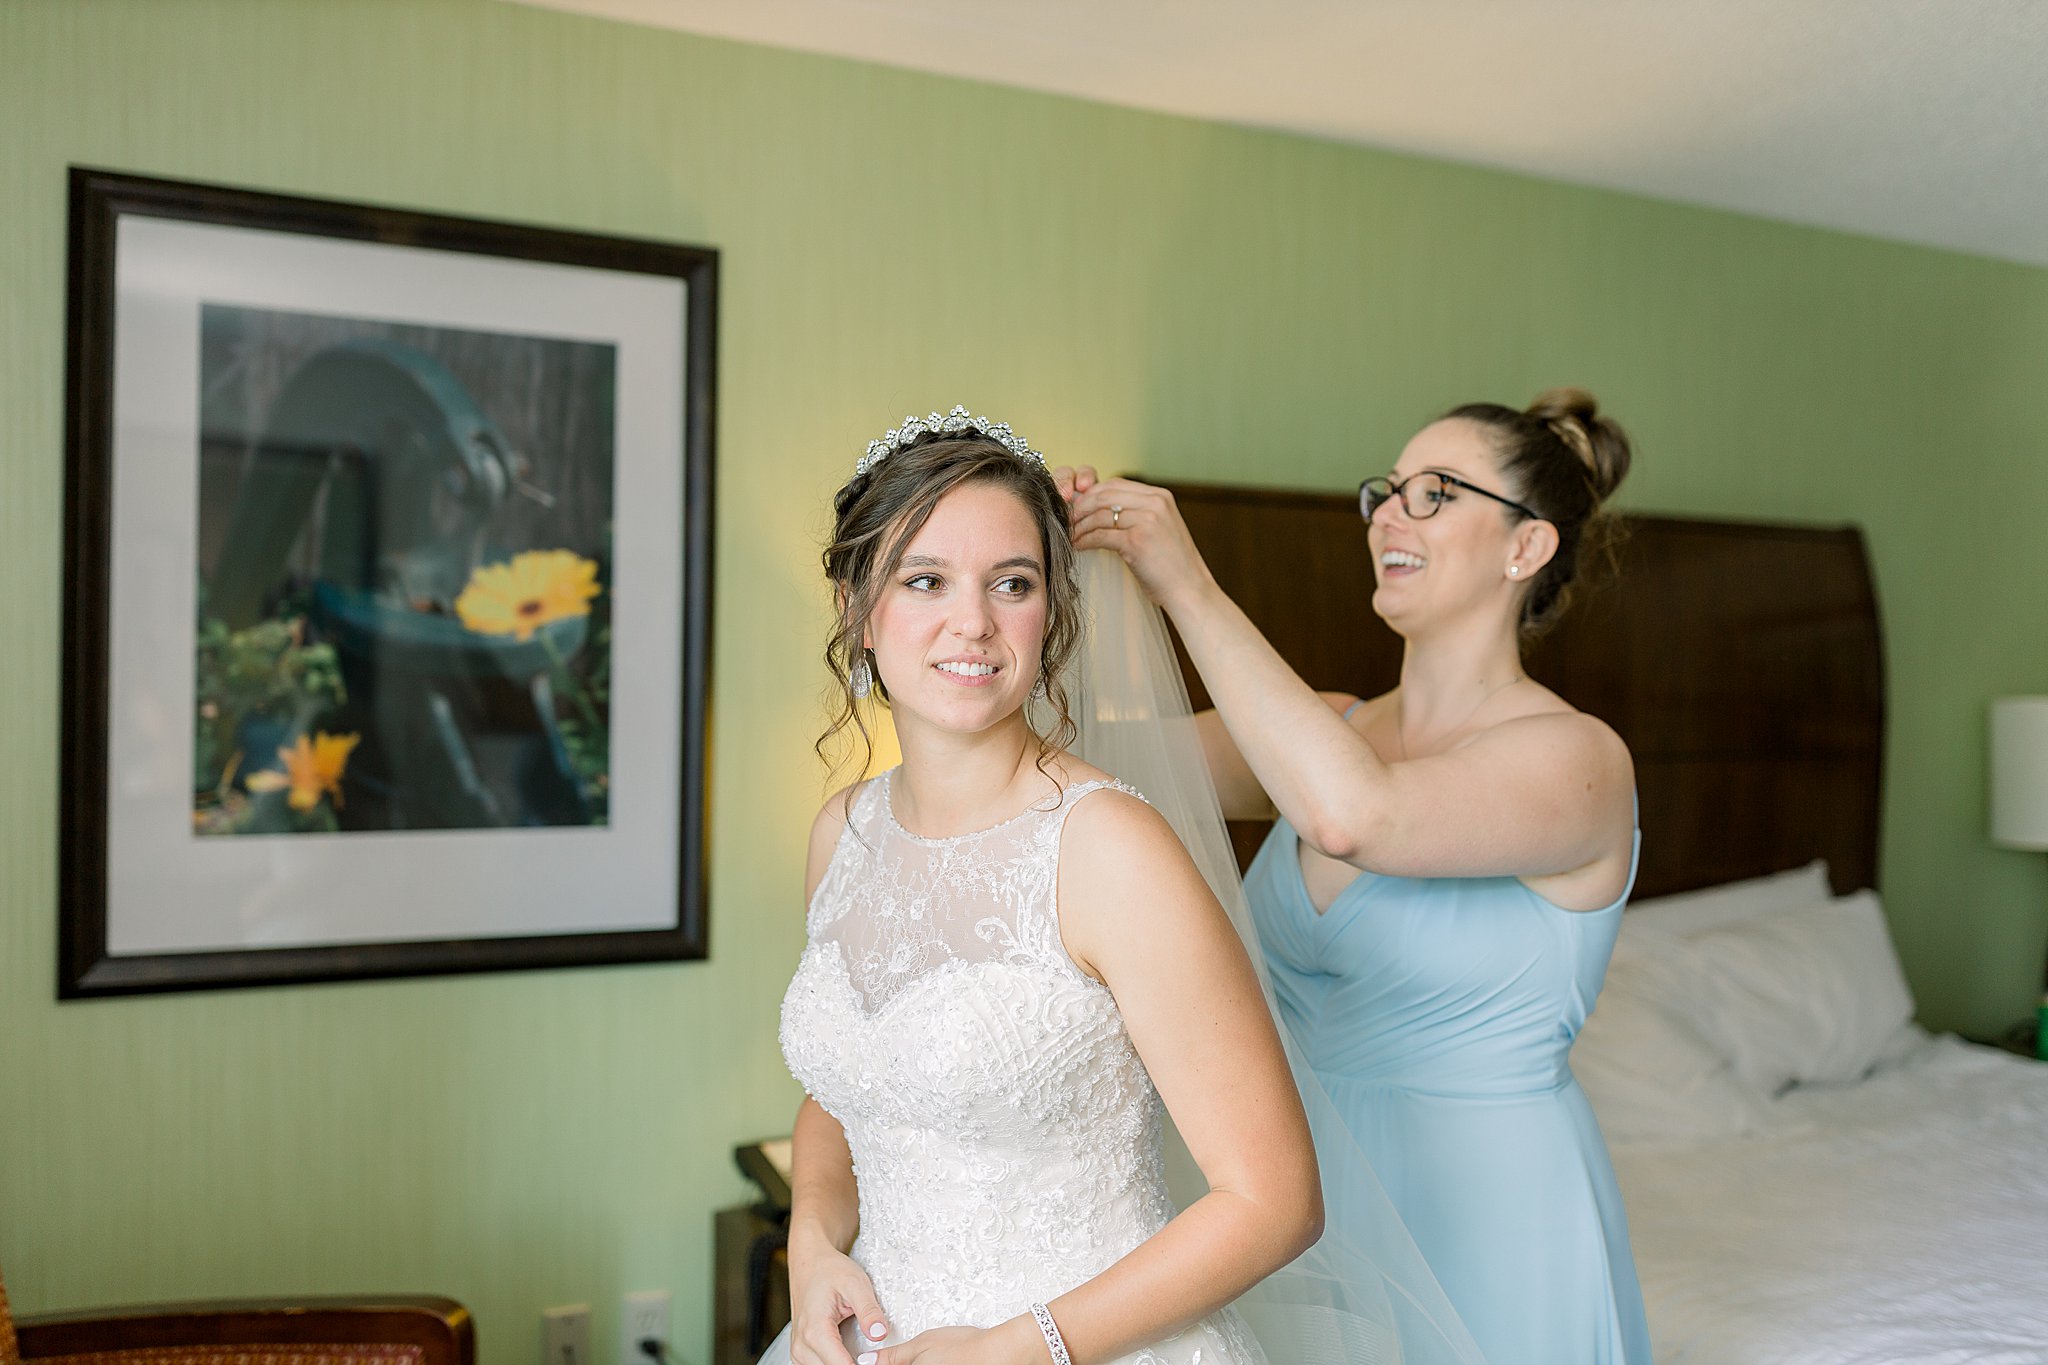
[1394,673,1526,762]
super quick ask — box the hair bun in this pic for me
[1526,386,1631,504]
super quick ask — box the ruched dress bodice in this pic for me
[767,772,1261,1365]
[1245,817,1652,1365]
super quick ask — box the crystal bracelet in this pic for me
[1028,1303,1072,1365]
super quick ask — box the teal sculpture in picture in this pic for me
[204,339,605,832]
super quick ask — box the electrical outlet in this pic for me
[543,1304,592,1365]
[621,1289,672,1365]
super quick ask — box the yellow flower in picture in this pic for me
[454,550,602,642]
[246,731,361,812]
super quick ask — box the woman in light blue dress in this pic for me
[1061,389,1652,1365]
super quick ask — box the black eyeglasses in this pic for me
[1359,471,1541,523]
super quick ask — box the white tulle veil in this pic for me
[1056,550,1488,1365]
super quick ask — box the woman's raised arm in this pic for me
[1070,477,1630,887]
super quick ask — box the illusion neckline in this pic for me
[879,767,1094,846]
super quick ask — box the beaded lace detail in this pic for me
[778,771,1262,1365]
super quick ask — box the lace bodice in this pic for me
[777,770,1260,1364]
[805,770,1130,1013]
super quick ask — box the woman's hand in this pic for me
[1065,475,1217,614]
[788,1237,891,1365]
[870,1318,1042,1365]
[1049,463,1102,507]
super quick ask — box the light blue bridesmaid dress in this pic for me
[1244,812,1652,1365]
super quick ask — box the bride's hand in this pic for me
[788,1239,890,1365]
[868,1318,1042,1365]
[1070,476,1217,613]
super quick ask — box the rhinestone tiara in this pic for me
[854,405,1045,478]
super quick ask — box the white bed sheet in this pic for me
[1611,1034,2048,1364]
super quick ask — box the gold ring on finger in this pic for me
[1111,505,1123,529]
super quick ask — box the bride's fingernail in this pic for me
[858,1353,878,1365]
[867,1323,888,1340]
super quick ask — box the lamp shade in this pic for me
[1991,697,2048,850]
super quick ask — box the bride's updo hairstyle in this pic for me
[819,431,1083,786]
[1441,386,1634,638]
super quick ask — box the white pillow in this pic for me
[1683,890,1916,1093]
[1625,860,1832,938]
[1572,938,1772,1143]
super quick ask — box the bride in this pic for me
[766,409,1484,1365]
[770,408,1313,1365]
[770,411,1310,1365]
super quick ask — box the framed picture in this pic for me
[59,167,716,997]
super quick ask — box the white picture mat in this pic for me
[105,215,686,954]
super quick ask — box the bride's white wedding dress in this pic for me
[762,767,1264,1365]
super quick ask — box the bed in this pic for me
[1165,483,2048,1364]
[1582,863,2048,1363]
[1613,1031,2048,1363]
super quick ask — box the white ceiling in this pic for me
[509,0,2048,268]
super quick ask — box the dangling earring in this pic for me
[850,652,873,699]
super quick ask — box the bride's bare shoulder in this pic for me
[1053,769,1186,878]
[1038,750,1120,790]
[1053,769,1223,980]
[803,779,865,902]
[810,781,860,834]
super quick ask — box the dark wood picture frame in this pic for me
[60,167,717,997]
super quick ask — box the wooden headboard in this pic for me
[1164,483,1886,900]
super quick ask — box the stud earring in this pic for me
[1508,566,1522,579]
[850,653,873,698]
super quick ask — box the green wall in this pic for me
[4,0,2045,1358]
